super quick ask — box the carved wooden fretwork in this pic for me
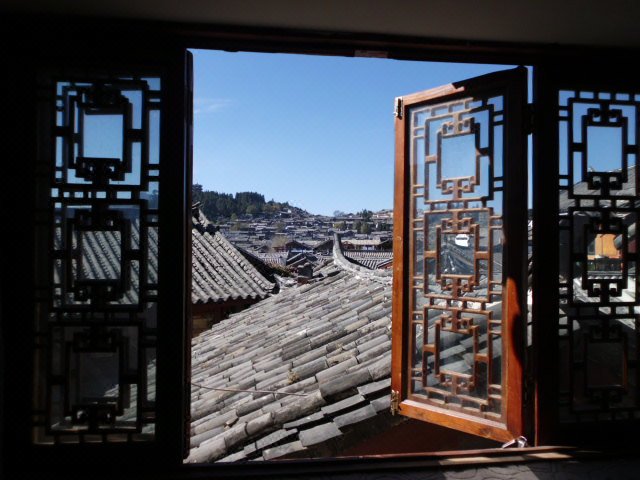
[408,95,505,421]
[558,90,640,423]
[33,77,161,443]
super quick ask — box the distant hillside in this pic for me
[192,184,309,219]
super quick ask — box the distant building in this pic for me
[273,239,313,253]
[342,238,392,251]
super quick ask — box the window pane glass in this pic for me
[557,89,640,423]
[408,95,506,421]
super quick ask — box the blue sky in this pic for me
[192,50,518,215]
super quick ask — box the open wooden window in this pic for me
[391,68,528,443]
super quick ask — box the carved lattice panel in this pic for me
[33,77,161,443]
[557,90,640,422]
[408,94,507,422]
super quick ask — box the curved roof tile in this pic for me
[191,230,275,304]
[186,260,395,463]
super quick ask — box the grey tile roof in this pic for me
[56,211,274,307]
[342,239,384,247]
[286,251,321,271]
[332,235,393,286]
[53,219,158,306]
[256,251,327,273]
[192,229,275,304]
[186,258,396,463]
[257,252,288,267]
[343,250,393,270]
[95,237,503,462]
[558,165,637,212]
[234,245,291,282]
[311,238,334,253]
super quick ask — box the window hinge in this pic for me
[390,390,400,415]
[394,97,403,119]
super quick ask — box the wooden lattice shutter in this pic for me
[391,67,528,442]
[534,65,640,444]
[3,45,193,469]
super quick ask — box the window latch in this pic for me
[501,436,528,448]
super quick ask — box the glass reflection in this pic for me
[36,77,160,443]
[586,233,623,278]
[439,233,475,276]
[558,89,640,422]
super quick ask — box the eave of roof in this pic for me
[191,229,275,304]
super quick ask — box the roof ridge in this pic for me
[331,234,392,286]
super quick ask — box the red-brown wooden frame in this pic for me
[391,67,529,443]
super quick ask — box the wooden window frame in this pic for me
[3,13,640,478]
[533,64,640,446]
[2,32,193,471]
[391,67,529,443]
